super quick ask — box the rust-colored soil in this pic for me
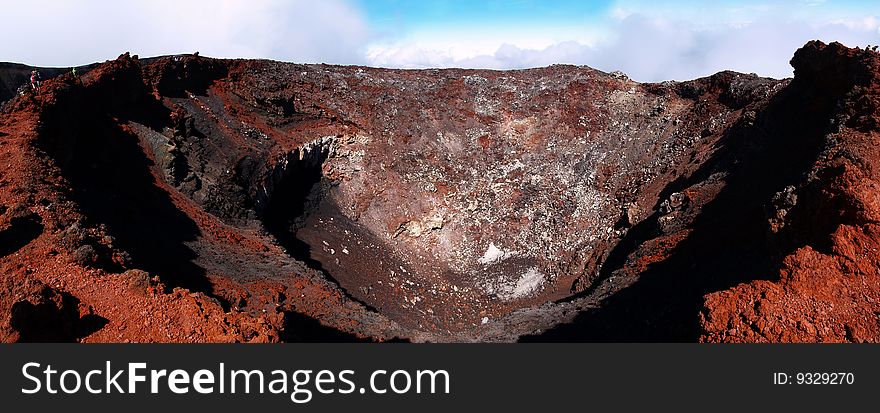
[1,41,878,342]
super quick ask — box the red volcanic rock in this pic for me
[0,42,878,342]
[700,41,880,342]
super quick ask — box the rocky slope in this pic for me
[0,41,877,342]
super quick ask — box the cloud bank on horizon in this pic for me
[1,0,878,81]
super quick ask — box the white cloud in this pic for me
[0,0,372,66]
[831,16,880,32]
[363,11,880,81]
[1,0,879,82]
[365,24,607,69]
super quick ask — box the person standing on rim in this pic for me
[30,69,41,91]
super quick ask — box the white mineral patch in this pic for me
[509,268,544,299]
[492,268,545,300]
[478,243,507,265]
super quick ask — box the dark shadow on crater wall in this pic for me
[0,214,43,257]
[280,311,375,343]
[261,147,331,272]
[10,289,108,342]
[259,147,392,319]
[39,89,216,298]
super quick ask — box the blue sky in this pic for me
[0,0,878,81]
[358,0,880,79]
[360,0,611,28]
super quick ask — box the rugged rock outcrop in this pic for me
[0,42,877,342]
[699,41,880,342]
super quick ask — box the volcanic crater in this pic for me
[1,40,879,342]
